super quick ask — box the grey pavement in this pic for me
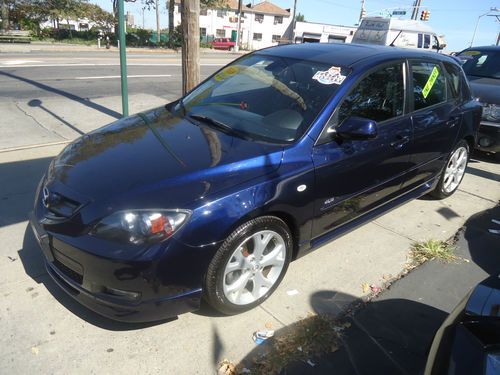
[281,204,500,375]
[0,49,500,374]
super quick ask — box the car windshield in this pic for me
[177,54,349,143]
[458,49,500,79]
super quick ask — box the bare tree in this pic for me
[181,0,199,94]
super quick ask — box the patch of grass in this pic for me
[409,239,456,266]
[239,314,344,375]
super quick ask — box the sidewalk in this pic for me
[0,41,245,55]
[280,204,500,375]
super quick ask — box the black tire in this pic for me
[430,140,469,199]
[203,216,293,315]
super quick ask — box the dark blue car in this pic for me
[30,43,482,322]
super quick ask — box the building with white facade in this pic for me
[283,21,358,44]
[171,0,291,50]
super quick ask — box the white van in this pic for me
[352,17,445,51]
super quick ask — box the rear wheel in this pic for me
[203,216,292,315]
[430,140,469,199]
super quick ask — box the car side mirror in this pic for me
[331,116,378,140]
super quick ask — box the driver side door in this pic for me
[312,61,413,238]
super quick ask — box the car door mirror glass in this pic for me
[335,116,378,140]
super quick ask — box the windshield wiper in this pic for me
[189,114,241,134]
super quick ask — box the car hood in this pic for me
[467,75,499,105]
[45,106,283,223]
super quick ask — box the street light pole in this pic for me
[470,7,500,47]
[118,0,129,117]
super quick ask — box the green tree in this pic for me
[295,12,305,22]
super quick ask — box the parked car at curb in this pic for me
[31,43,481,322]
[425,275,500,375]
[211,37,236,51]
[456,46,500,160]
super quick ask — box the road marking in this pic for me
[1,60,43,65]
[74,74,173,80]
[0,63,225,68]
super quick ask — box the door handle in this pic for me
[446,116,460,128]
[390,135,410,149]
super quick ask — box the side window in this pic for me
[443,62,461,100]
[424,34,430,49]
[411,61,446,110]
[336,63,405,125]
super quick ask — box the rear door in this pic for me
[312,61,412,237]
[402,60,461,190]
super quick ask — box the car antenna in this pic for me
[389,30,403,47]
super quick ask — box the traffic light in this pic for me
[420,10,430,21]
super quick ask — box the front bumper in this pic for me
[476,121,500,153]
[29,212,216,323]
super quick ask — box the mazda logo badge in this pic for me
[42,187,50,208]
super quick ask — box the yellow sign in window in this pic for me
[422,66,439,99]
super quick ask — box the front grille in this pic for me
[53,259,83,285]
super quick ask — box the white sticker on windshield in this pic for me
[312,66,346,85]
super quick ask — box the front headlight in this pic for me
[91,209,191,244]
[482,103,500,122]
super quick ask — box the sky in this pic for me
[92,0,500,51]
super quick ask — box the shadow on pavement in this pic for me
[28,99,85,136]
[0,70,122,120]
[237,291,446,375]
[463,205,500,277]
[0,156,52,228]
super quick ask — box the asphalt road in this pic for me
[0,51,238,150]
[0,51,234,101]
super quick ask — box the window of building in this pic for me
[200,27,207,37]
[411,61,447,110]
[272,34,280,43]
[217,10,226,18]
[274,16,283,24]
[255,13,264,23]
[328,35,346,43]
[200,8,208,16]
[336,63,405,124]
[216,29,225,38]
[253,33,263,41]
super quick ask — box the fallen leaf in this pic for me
[31,347,39,355]
[362,283,370,293]
[265,322,273,329]
[218,359,236,375]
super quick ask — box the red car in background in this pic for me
[211,38,236,51]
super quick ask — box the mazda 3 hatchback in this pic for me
[31,43,481,322]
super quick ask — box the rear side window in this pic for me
[411,61,446,110]
[443,62,461,100]
[336,63,405,124]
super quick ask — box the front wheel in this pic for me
[203,216,292,315]
[430,140,469,199]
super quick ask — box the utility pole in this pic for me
[358,0,366,23]
[235,0,242,52]
[181,0,200,94]
[291,0,297,42]
[156,0,161,44]
[142,8,145,29]
[411,0,422,20]
[118,0,129,116]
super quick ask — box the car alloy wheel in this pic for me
[431,140,469,199]
[222,230,286,305]
[442,146,468,194]
[204,216,292,315]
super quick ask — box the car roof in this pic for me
[256,42,456,67]
[459,45,500,53]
